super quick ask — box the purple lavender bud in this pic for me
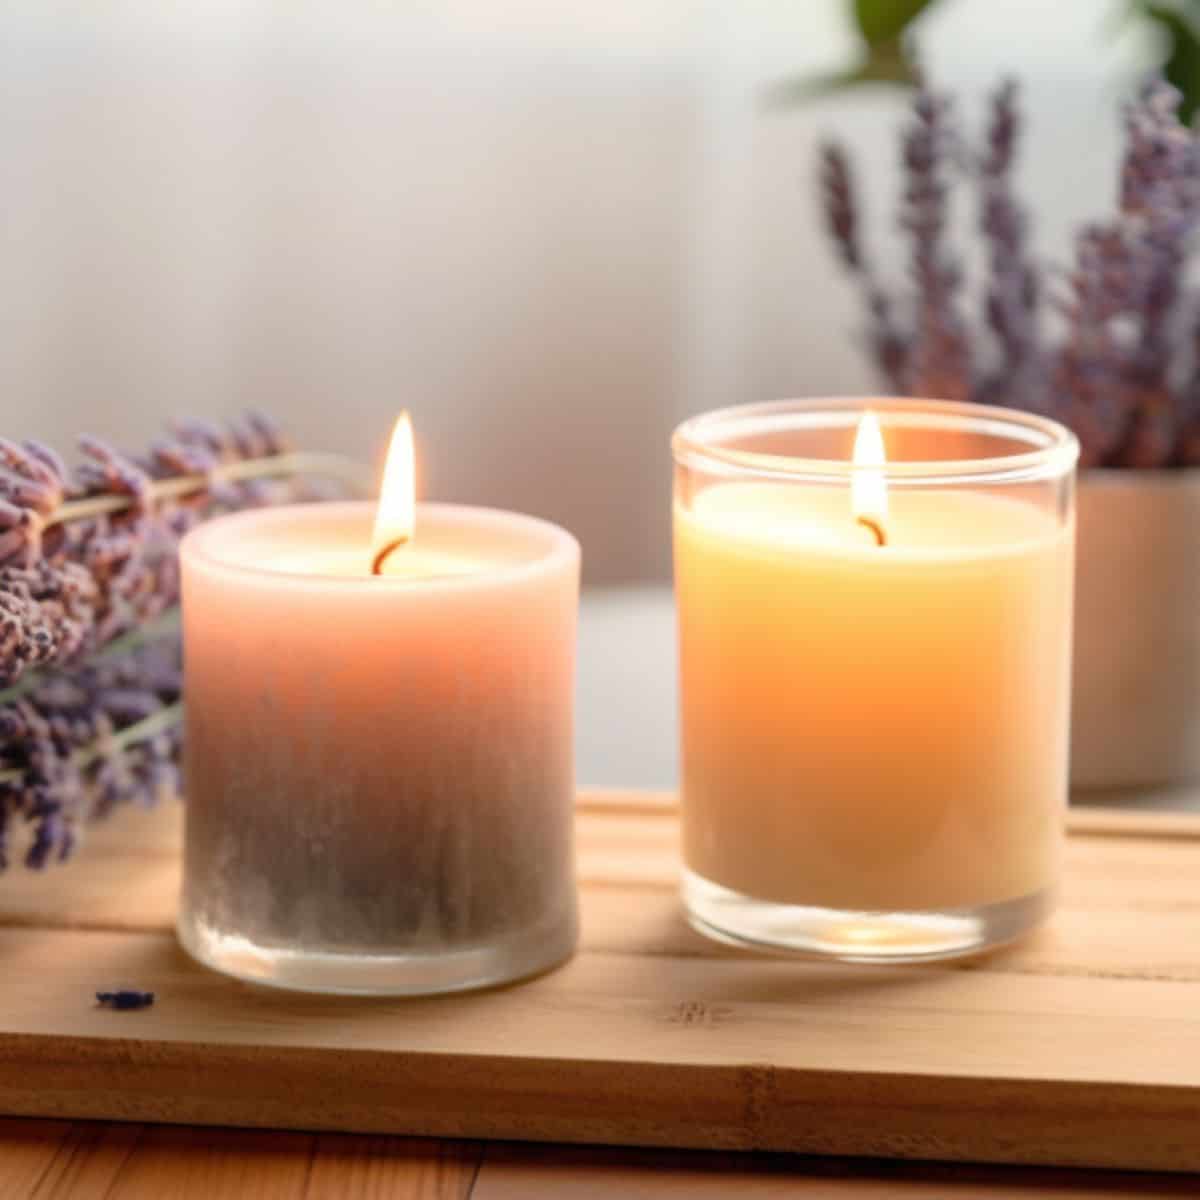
[246,412,289,456]
[233,479,273,509]
[0,502,43,568]
[981,78,1018,176]
[22,441,66,486]
[147,438,214,483]
[0,438,64,517]
[820,143,863,270]
[77,437,154,515]
[0,710,23,743]
[163,506,200,539]
[25,811,59,869]
[56,821,77,863]
[96,689,161,724]
[172,418,226,458]
[90,759,128,821]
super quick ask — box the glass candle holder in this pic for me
[672,399,1078,962]
[177,502,579,995]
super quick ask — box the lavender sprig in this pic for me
[977,79,1041,408]
[819,143,911,390]
[898,86,970,401]
[819,85,970,401]
[1113,79,1200,465]
[1052,223,1136,466]
[0,417,365,870]
[821,75,1200,468]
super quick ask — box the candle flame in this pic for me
[852,410,888,525]
[372,412,415,570]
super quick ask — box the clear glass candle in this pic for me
[672,399,1078,962]
[178,501,580,995]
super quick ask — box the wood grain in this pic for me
[304,1135,480,1199]
[472,1144,1200,1199]
[27,1121,142,1199]
[1,793,1200,1173]
[0,1118,70,1199]
[84,1126,314,1199]
[5,1119,1200,1199]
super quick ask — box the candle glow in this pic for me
[371,411,416,573]
[852,410,888,546]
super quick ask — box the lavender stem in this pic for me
[0,701,183,787]
[54,451,368,527]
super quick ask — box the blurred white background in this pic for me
[1,1,1155,582]
[0,1,1160,784]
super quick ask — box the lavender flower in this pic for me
[898,87,970,401]
[0,439,65,518]
[0,413,353,870]
[819,142,911,390]
[821,75,1200,467]
[977,79,1042,408]
[1111,80,1200,465]
[820,142,864,271]
[1052,223,1135,466]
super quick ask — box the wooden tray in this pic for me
[1,791,1199,1174]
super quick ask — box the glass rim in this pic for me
[671,398,1080,484]
[180,500,580,589]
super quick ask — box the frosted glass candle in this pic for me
[673,399,1078,962]
[178,501,580,995]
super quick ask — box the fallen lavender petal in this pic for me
[96,990,154,1011]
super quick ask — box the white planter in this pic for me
[1071,470,1200,790]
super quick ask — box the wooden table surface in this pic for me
[4,1117,1199,1198]
[6,793,1200,1195]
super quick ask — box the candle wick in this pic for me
[371,536,410,575]
[856,516,887,547]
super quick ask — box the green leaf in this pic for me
[855,37,919,82]
[853,0,942,46]
[1142,1,1200,124]
[763,36,917,107]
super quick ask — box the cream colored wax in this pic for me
[178,501,579,993]
[675,484,1073,913]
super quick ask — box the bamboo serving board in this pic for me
[1,791,1200,1174]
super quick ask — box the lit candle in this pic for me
[177,415,580,995]
[673,399,1078,961]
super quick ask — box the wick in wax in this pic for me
[372,536,410,575]
[856,517,887,547]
